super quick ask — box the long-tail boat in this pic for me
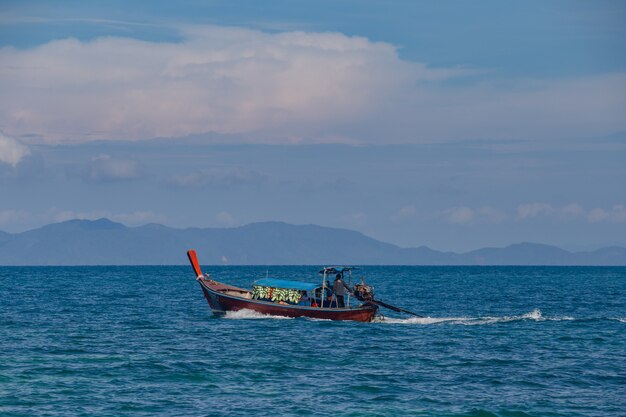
[187,250,379,322]
[187,250,425,322]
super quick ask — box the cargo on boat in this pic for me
[187,250,379,322]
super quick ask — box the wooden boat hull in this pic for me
[198,277,377,322]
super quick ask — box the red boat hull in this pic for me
[198,277,377,322]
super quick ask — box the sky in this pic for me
[0,0,625,252]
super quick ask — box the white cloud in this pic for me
[390,205,417,222]
[1,25,623,144]
[169,167,265,188]
[0,26,436,143]
[560,203,585,219]
[441,206,505,224]
[588,208,607,223]
[87,154,139,182]
[475,206,507,223]
[588,205,626,223]
[442,206,475,224]
[516,202,626,223]
[342,211,367,226]
[517,203,554,219]
[215,211,237,226]
[0,131,30,166]
[0,209,29,230]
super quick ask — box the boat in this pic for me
[187,250,379,322]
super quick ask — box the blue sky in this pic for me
[0,1,625,251]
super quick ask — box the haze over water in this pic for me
[1,265,624,416]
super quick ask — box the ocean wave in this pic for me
[613,317,626,323]
[376,309,575,325]
[223,309,294,320]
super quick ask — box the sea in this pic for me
[1,265,624,417]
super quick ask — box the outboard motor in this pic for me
[353,280,375,301]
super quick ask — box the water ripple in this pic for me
[0,265,625,417]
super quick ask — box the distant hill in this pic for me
[0,218,624,266]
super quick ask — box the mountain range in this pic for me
[0,218,624,266]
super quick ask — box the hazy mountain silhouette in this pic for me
[0,218,624,266]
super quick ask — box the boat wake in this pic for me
[374,309,575,325]
[222,309,332,321]
[223,309,294,320]
[219,309,620,325]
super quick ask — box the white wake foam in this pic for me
[220,308,579,324]
[373,316,470,325]
[223,309,293,320]
[375,309,574,325]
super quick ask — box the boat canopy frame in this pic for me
[318,266,358,275]
[254,278,320,292]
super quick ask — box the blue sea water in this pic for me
[1,266,625,417]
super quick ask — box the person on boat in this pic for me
[320,291,334,308]
[333,274,346,308]
[300,291,309,306]
[326,293,335,308]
